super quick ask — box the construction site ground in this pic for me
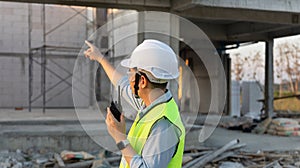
[0,108,299,151]
[1,109,300,167]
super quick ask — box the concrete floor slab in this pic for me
[1,109,299,153]
[204,127,300,152]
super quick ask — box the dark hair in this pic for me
[139,71,168,90]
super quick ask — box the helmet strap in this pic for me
[134,73,141,98]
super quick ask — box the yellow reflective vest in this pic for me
[120,98,185,168]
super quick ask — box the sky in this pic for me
[226,34,300,84]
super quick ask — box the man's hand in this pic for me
[106,107,126,143]
[84,40,104,62]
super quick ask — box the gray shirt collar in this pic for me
[138,90,172,119]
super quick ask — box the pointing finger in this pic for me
[85,40,94,48]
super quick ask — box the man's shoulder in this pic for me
[151,117,181,137]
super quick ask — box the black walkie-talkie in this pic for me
[109,85,122,122]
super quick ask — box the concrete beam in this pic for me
[226,22,298,38]
[192,21,300,43]
[226,25,300,43]
[193,22,227,41]
[192,0,300,14]
[269,25,300,38]
[3,0,300,26]
[174,6,300,25]
[0,0,171,11]
[171,0,195,11]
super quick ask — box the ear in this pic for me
[140,75,148,89]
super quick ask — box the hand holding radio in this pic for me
[109,85,122,122]
[109,101,121,122]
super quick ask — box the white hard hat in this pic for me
[121,39,179,82]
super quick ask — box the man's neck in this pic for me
[143,88,166,107]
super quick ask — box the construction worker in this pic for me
[84,39,185,167]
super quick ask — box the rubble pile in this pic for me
[220,116,255,132]
[0,148,121,168]
[1,143,300,168]
[183,139,300,168]
[220,116,300,137]
[0,148,53,168]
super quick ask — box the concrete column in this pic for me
[231,80,240,117]
[169,14,180,105]
[220,53,230,115]
[137,12,181,103]
[137,12,145,44]
[88,9,96,107]
[265,39,274,118]
[241,81,263,116]
[95,8,109,104]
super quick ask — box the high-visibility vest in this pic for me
[120,98,185,168]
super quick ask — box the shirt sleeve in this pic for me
[130,118,181,168]
[117,76,143,111]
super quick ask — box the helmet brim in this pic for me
[120,58,131,68]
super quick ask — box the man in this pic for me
[84,39,185,167]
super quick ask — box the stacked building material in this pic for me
[267,118,300,136]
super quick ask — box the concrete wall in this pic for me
[103,10,222,115]
[241,81,263,116]
[230,80,240,117]
[0,2,28,53]
[103,10,188,116]
[107,10,138,58]
[0,56,28,107]
[0,2,91,108]
[180,48,211,113]
[0,3,219,112]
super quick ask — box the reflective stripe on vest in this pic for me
[119,98,185,168]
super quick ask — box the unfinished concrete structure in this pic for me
[1,0,300,118]
[0,2,94,110]
[1,0,300,156]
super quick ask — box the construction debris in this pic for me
[54,153,65,167]
[60,150,95,161]
[219,161,244,168]
[220,115,300,137]
[0,148,39,168]
[182,139,300,168]
[183,139,241,168]
[252,117,272,134]
[1,142,300,168]
[220,116,256,132]
[0,148,120,168]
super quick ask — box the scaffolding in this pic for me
[27,4,97,112]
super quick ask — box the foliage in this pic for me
[274,97,300,112]
[231,51,264,83]
[275,41,300,94]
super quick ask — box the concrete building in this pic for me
[1,0,300,157]
[1,0,300,118]
[0,2,93,108]
[241,81,263,116]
